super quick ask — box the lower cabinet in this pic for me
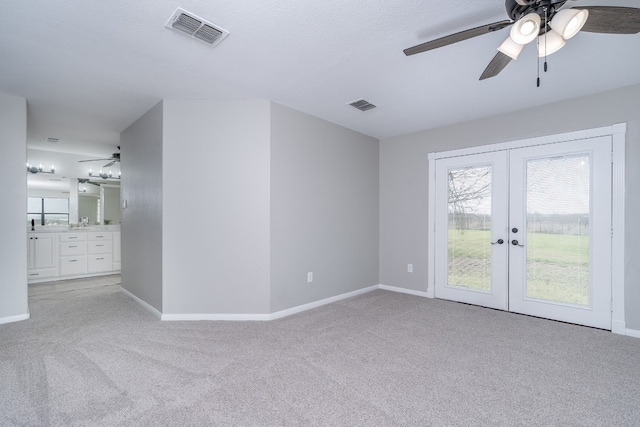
[27,233,57,280]
[60,256,88,276]
[27,230,121,283]
[88,254,113,273]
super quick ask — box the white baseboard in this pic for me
[122,284,438,322]
[269,285,379,321]
[120,287,162,319]
[379,284,431,298]
[612,319,626,335]
[0,313,30,325]
[162,313,270,321]
[626,328,640,339]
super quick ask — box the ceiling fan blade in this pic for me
[103,161,116,168]
[78,158,113,162]
[577,6,640,34]
[404,20,513,56]
[479,51,513,80]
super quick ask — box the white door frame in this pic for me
[426,123,626,334]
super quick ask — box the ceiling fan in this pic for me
[404,1,640,81]
[78,146,121,168]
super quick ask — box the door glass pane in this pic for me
[526,154,590,306]
[447,165,492,291]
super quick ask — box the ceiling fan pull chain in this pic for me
[544,7,549,73]
[536,36,541,87]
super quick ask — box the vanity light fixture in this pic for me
[27,163,55,174]
[89,168,121,180]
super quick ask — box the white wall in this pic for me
[120,101,164,312]
[379,83,640,330]
[162,100,271,315]
[270,103,379,312]
[0,93,28,323]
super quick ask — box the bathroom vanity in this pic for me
[27,227,121,283]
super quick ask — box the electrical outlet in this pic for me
[307,272,313,283]
[407,264,413,273]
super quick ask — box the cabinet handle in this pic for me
[96,257,104,260]
[69,260,77,263]
[69,237,77,239]
[69,245,77,248]
[96,235,104,238]
[29,273,39,276]
[96,244,104,247]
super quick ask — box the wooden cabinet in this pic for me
[27,233,57,280]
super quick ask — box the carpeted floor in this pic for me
[1,277,640,426]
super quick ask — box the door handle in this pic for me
[490,239,504,245]
[511,239,524,247]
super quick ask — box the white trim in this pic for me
[149,285,379,322]
[427,123,626,332]
[379,284,430,298]
[427,156,437,300]
[120,287,162,319]
[625,328,640,339]
[269,285,378,320]
[611,124,626,335]
[28,270,120,284]
[0,313,30,325]
[162,313,270,321]
[427,124,624,161]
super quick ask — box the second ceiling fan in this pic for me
[404,0,640,81]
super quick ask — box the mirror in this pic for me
[78,179,121,225]
[27,147,122,227]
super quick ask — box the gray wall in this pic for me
[162,100,271,315]
[0,93,28,321]
[120,101,164,312]
[379,83,640,330]
[78,195,98,224]
[270,103,380,312]
[103,186,120,224]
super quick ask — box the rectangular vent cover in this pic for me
[348,99,377,112]
[166,8,229,47]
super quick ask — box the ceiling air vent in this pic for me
[165,8,229,47]
[348,99,377,112]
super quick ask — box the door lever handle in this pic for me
[490,239,504,245]
[511,239,525,247]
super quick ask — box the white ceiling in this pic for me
[3,0,640,160]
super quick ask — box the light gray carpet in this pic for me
[1,278,640,426]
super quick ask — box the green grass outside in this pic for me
[448,229,589,305]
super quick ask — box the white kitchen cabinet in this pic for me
[27,233,57,280]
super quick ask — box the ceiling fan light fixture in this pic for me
[510,13,541,44]
[550,9,589,39]
[498,37,524,60]
[537,29,566,57]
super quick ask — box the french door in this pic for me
[434,137,612,329]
